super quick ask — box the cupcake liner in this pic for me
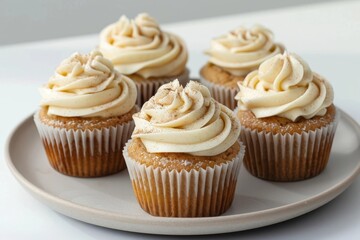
[238,111,339,182]
[135,68,190,107]
[34,111,135,177]
[123,140,245,217]
[199,75,238,110]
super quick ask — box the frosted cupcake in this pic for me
[34,51,138,177]
[200,25,284,110]
[99,13,189,106]
[123,80,245,217]
[235,52,338,181]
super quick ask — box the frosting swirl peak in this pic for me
[132,80,240,156]
[99,13,187,78]
[235,52,334,121]
[40,51,137,118]
[205,25,284,76]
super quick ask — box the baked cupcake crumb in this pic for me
[128,138,240,172]
[200,63,243,89]
[39,106,138,131]
[237,105,336,135]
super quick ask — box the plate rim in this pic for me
[5,108,360,235]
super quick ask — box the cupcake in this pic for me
[200,25,284,110]
[235,52,338,182]
[34,51,138,177]
[99,13,189,106]
[123,80,245,217]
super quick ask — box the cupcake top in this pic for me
[132,80,240,156]
[205,25,284,77]
[99,13,188,78]
[235,52,334,121]
[40,50,137,118]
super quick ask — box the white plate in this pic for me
[5,109,360,235]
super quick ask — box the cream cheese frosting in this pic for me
[40,51,137,118]
[99,13,188,78]
[132,80,240,156]
[235,52,334,121]
[205,25,284,76]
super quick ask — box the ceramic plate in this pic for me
[5,109,360,235]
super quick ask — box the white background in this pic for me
[1,1,360,239]
[1,0,342,45]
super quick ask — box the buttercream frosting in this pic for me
[235,52,334,121]
[205,25,283,76]
[99,13,187,78]
[40,51,137,118]
[132,80,240,156]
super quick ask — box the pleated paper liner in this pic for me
[199,75,238,110]
[123,140,245,217]
[33,111,135,178]
[239,112,339,182]
[134,69,190,107]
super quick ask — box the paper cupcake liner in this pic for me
[34,111,135,177]
[135,69,190,107]
[199,75,238,110]
[239,111,339,182]
[123,140,245,217]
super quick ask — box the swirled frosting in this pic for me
[235,52,334,121]
[132,80,240,156]
[205,25,283,76]
[99,13,188,78]
[40,51,137,118]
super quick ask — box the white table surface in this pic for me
[1,1,360,239]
